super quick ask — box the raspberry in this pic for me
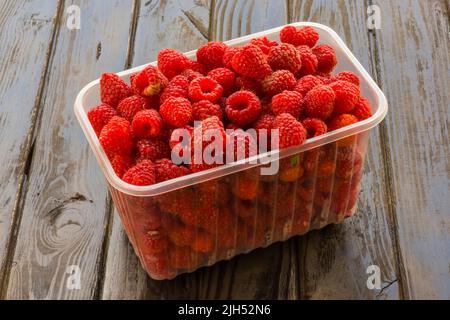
[303,85,335,120]
[159,97,193,127]
[159,75,189,103]
[227,129,258,161]
[261,70,297,97]
[271,90,303,118]
[294,75,324,96]
[154,159,190,183]
[157,48,191,79]
[259,97,273,115]
[279,157,304,182]
[189,60,207,75]
[180,69,203,82]
[267,43,302,74]
[336,151,363,179]
[192,100,223,121]
[330,71,360,86]
[110,154,134,178]
[167,221,195,247]
[169,126,193,161]
[235,76,262,96]
[225,91,262,126]
[253,114,275,138]
[131,65,168,96]
[249,36,278,54]
[351,96,373,120]
[273,113,307,149]
[316,159,336,177]
[122,160,156,186]
[222,46,242,69]
[329,80,360,114]
[131,109,163,139]
[302,118,327,138]
[141,230,168,254]
[136,138,171,162]
[100,73,133,108]
[233,177,258,200]
[116,95,149,122]
[313,44,337,73]
[87,103,117,136]
[327,114,358,131]
[231,44,272,79]
[188,77,223,103]
[99,116,134,156]
[207,68,235,95]
[191,231,214,253]
[196,41,228,70]
[316,72,332,83]
[280,25,319,47]
[296,45,318,76]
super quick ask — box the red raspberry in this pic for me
[189,60,207,75]
[99,116,134,156]
[329,80,360,114]
[235,76,262,96]
[159,97,193,127]
[259,97,273,115]
[303,85,335,120]
[225,91,262,126]
[180,69,203,82]
[188,77,223,103]
[327,114,358,131]
[294,75,324,96]
[196,41,228,70]
[267,43,302,74]
[157,48,191,79]
[249,36,278,54]
[233,177,259,200]
[222,46,242,69]
[336,151,363,179]
[313,44,337,73]
[136,138,171,162]
[191,231,214,253]
[116,95,149,122]
[159,75,189,103]
[110,154,134,178]
[169,126,193,160]
[227,129,258,161]
[100,73,133,108]
[207,68,235,95]
[273,113,307,149]
[142,230,169,254]
[123,160,156,186]
[87,103,117,136]
[302,118,327,138]
[296,45,318,76]
[192,100,223,121]
[131,65,168,96]
[351,96,373,120]
[280,25,319,47]
[330,71,360,86]
[154,158,190,183]
[169,75,189,89]
[316,72,332,83]
[131,109,163,139]
[231,44,272,79]
[167,221,195,247]
[253,114,275,137]
[262,70,297,97]
[271,90,303,118]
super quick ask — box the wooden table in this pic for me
[0,0,448,300]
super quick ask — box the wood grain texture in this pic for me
[290,0,399,299]
[371,0,450,299]
[0,0,60,294]
[4,0,135,299]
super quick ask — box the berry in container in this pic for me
[74,22,388,280]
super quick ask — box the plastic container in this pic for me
[74,22,388,280]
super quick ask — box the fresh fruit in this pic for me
[154,158,190,183]
[302,118,328,138]
[313,44,337,74]
[207,68,235,95]
[261,70,297,97]
[158,48,191,79]
[100,73,133,108]
[131,109,163,139]
[136,137,171,162]
[188,76,223,103]
[131,65,168,96]
[271,90,303,118]
[303,85,335,120]
[280,25,319,47]
[273,113,307,149]
[116,95,149,122]
[99,116,134,156]
[192,100,223,121]
[294,75,324,96]
[197,41,228,70]
[87,103,118,136]
[231,44,272,79]
[267,43,302,74]
[123,160,156,186]
[225,90,261,126]
[296,45,319,76]
[352,96,373,120]
[329,80,360,114]
[159,97,193,127]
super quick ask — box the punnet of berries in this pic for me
[87,25,373,279]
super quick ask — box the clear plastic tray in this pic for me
[74,22,388,280]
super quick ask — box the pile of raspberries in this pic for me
[88,25,372,186]
[87,25,373,279]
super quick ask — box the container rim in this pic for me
[74,22,388,197]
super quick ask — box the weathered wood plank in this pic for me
[4,0,135,299]
[290,0,400,299]
[0,0,61,295]
[101,0,212,300]
[371,0,449,299]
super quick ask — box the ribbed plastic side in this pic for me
[109,131,369,280]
